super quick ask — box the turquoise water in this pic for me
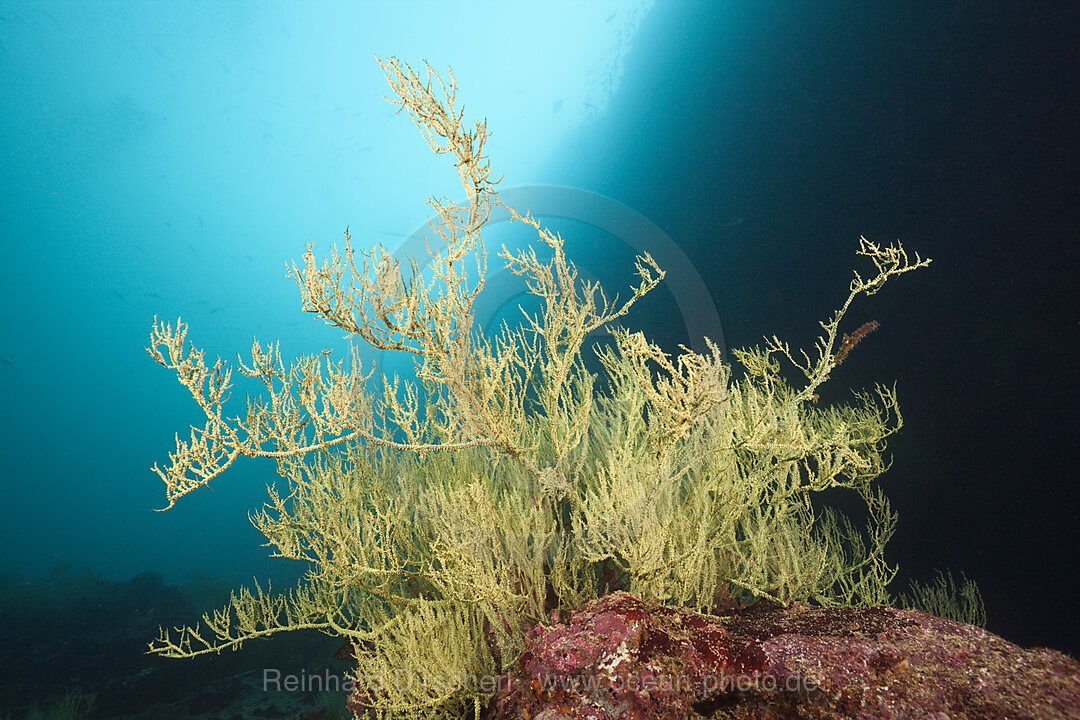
[1,0,1077,672]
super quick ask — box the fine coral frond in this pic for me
[146,56,933,720]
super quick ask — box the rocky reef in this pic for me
[488,591,1080,720]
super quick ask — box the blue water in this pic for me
[1,0,1077,666]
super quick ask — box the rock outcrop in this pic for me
[488,591,1080,720]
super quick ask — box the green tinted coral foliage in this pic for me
[146,57,930,719]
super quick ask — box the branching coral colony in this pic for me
[146,57,930,719]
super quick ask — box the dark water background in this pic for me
[1,0,1077,686]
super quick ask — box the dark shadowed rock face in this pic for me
[488,591,1080,720]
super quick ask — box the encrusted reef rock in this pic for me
[488,591,1080,720]
[491,592,733,720]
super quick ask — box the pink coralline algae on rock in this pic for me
[488,591,1080,720]
[490,591,737,720]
